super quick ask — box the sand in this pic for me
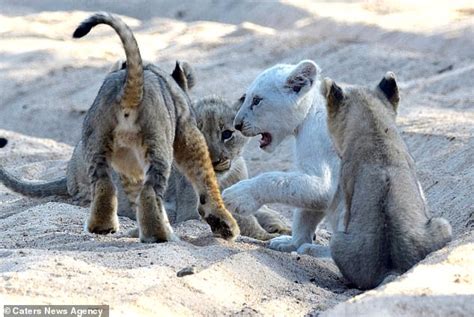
[0,1,473,316]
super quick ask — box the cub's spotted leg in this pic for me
[138,146,177,243]
[86,154,119,234]
[174,121,239,240]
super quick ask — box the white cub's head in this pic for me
[233,60,321,152]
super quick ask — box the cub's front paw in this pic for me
[222,181,260,215]
[268,235,303,253]
[204,208,240,241]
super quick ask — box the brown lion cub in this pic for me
[322,72,452,289]
[165,96,291,240]
[70,12,238,242]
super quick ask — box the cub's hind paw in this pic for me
[297,243,331,258]
[138,222,179,243]
[254,206,291,235]
[265,223,292,235]
[205,212,240,241]
[255,232,279,241]
[128,227,179,243]
[139,232,179,243]
[85,216,119,235]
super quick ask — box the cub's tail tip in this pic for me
[72,12,110,39]
[0,137,7,148]
[428,216,453,245]
[72,23,92,38]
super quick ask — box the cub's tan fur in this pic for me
[322,72,452,289]
[0,12,239,243]
[73,13,239,242]
[165,96,291,240]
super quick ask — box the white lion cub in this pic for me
[223,60,341,253]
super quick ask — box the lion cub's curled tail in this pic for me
[73,12,144,109]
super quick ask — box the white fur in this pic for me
[222,60,342,253]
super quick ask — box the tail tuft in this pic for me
[73,22,94,38]
[426,216,452,250]
[72,13,109,38]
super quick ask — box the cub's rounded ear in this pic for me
[171,61,196,91]
[181,61,196,90]
[321,77,332,99]
[109,59,126,72]
[378,71,399,109]
[285,60,320,95]
[232,94,246,112]
[322,77,344,110]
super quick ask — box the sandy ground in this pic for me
[0,1,473,316]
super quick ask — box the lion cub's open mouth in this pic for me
[259,132,272,149]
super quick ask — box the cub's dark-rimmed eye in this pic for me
[221,130,233,141]
[252,96,262,107]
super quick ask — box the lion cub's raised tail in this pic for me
[73,12,143,108]
[0,167,68,197]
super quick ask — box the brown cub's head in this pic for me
[194,96,248,172]
[321,72,400,154]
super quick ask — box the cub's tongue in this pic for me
[259,133,272,148]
